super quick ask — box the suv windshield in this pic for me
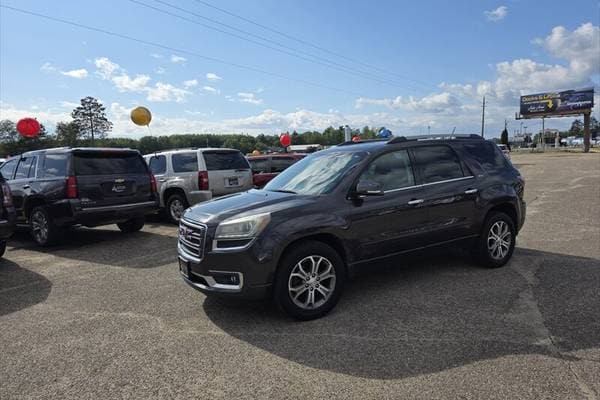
[203,151,249,170]
[264,151,367,195]
[74,152,147,175]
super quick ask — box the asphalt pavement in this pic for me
[1,151,599,399]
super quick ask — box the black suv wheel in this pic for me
[274,241,346,320]
[474,211,516,268]
[30,206,62,246]
[166,193,187,225]
[117,217,145,233]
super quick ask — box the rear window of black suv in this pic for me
[461,142,509,172]
[74,152,147,175]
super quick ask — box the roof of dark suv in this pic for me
[17,147,139,157]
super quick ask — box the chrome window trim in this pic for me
[382,176,474,194]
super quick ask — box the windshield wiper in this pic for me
[269,189,297,194]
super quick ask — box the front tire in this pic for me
[30,206,62,246]
[166,193,187,225]
[117,217,145,233]
[274,241,346,320]
[474,211,516,268]
[0,240,6,258]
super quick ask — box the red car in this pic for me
[248,154,305,187]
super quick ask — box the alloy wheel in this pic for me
[288,255,336,310]
[487,220,511,260]
[31,211,49,244]
[170,199,184,221]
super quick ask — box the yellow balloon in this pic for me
[130,106,152,126]
[252,149,261,155]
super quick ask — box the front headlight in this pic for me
[214,212,271,240]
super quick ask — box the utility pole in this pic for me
[480,96,486,138]
[541,117,545,151]
[427,125,431,135]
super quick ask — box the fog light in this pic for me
[212,272,240,286]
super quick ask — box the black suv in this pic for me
[0,148,159,246]
[177,135,526,320]
[0,172,17,257]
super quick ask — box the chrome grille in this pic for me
[178,218,207,262]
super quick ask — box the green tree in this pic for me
[500,128,509,145]
[56,121,80,147]
[71,97,113,145]
[569,119,583,137]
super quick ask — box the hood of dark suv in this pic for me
[182,189,316,225]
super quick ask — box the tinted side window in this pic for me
[14,156,35,179]
[148,155,167,174]
[271,157,296,173]
[249,158,270,173]
[412,146,464,184]
[203,151,250,170]
[172,153,198,173]
[359,150,415,191]
[41,154,68,178]
[0,159,18,180]
[462,142,508,172]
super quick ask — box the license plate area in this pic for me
[178,258,189,278]
[225,177,240,187]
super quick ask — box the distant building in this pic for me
[287,144,323,153]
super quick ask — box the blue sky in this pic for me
[1,0,598,138]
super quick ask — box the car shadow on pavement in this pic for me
[0,258,52,317]
[203,247,600,379]
[8,227,178,269]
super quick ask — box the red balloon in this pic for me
[16,118,41,138]
[280,133,291,147]
[352,136,361,142]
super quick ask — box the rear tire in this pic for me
[30,206,62,247]
[166,193,187,225]
[274,240,346,320]
[473,211,516,268]
[117,217,145,233]
[0,240,6,258]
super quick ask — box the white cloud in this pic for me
[237,92,263,105]
[171,55,186,64]
[155,66,166,74]
[60,68,88,79]
[206,72,223,82]
[94,57,120,79]
[60,101,80,108]
[484,6,507,22]
[202,86,220,94]
[183,79,198,89]
[93,57,191,103]
[356,92,461,113]
[150,53,163,59]
[147,83,190,103]
[40,62,57,73]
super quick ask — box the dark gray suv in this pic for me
[178,135,526,320]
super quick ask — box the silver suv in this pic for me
[144,148,252,223]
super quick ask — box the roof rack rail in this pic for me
[387,134,482,144]
[338,138,388,146]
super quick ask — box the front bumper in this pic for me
[177,227,275,300]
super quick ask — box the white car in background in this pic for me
[497,144,511,160]
[144,148,252,224]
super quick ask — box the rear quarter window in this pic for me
[74,152,147,175]
[202,151,249,171]
[41,154,69,178]
[172,152,198,173]
[462,142,509,172]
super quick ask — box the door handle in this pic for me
[464,188,478,194]
[407,199,424,206]
[22,184,30,189]
[158,179,167,182]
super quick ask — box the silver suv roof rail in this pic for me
[387,134,483,144]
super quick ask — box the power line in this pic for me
[0,4,367,97]
[130,0,422,90]
[191,0,436,89]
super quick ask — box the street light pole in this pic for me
[480,96,486,137]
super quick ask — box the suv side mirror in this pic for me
[355,180,384,196]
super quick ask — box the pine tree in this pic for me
[71,97,113,145]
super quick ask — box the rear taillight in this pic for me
[198,171,209,191]
[2,183,13,207]
[66,176,78,199]
[150,174,158,193]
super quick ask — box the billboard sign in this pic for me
[520,88,594,117]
